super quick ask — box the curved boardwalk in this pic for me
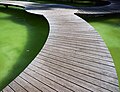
[76,0,120,15]
[0,1,119,92]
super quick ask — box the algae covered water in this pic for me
[83,14,120,86]
[0,6,49,90]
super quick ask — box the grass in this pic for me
[0,6,49,90]
[82,14,120,86]
[0,0,119,89]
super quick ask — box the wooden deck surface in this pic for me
[0,1,119,92]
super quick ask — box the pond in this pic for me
[82,14,120,86]
[0,6,49,90]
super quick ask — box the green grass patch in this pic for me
[82,14,120,87]
[0,6,49,90]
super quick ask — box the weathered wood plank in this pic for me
[29,62,111,92]
[33,58,118,86]
[37,54,117,79]
[41,46,113,66]
[31,61,119,91]
[27,64,93,92]
[34,57,117,84]
[19,72,56,92]
[15,76,41,92]
[40,49,115,71]
[0,1,119,92]
[23,69,73,92]
[2,86,14,92]
[9,81,28,92]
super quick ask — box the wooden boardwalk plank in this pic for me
[23,69,73,92]
[29,62,112,92]
[34,57,117,85]
[31,61,118,91]
[24,67,87,92]
[0,1,119,92]
[40,49,116,73]
[40,48,115,71]
[41,45,113,65]
[27,64,94,92]
[15,76,41,92]
[9,81,28,92]
[43,43,113,62]
[33,57,118,86]
[19,72,56,92]
[3,86,14,92]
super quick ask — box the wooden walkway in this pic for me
[76,0,120,15]
[0,1,119,92]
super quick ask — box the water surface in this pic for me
[0,6,49,90]
[82,14,120,86]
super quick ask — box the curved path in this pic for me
[76,0,120,15]
[0,1,119,92]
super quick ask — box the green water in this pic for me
[82,14,120,86]
[0,6,49,90]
